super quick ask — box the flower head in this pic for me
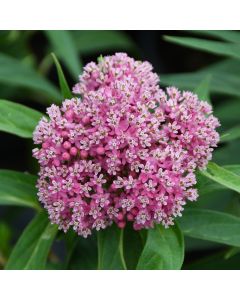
[33,53,220,237]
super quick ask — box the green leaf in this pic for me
[123,223,144,270]
[0,99,43,138]
[161,69,240,98]
[51,53,72,99]
[62,229,78,269]
[204,58,240,74]
[97,225,127,270]
[46,31,82,79]
[179,209,240,247]
[72,30,136,54]
[6,213,57,270]
[0,53,60,101]
[223,165,240,175]
[68,232,98,270]
[225,194,240,218]
[0,170,40,210]
[220,126,240,142]
[188,30,240,43]
[215,99,240,125]
[194,75,212,104]
[137,224,184,270]
[164,35,240,60]
[196,165,240,196]
[201,162,240,194]
[161,57,240,98]
[224,246,240,259]
[196,172,225,196]
[214,140,240,165]
[0,222,12,258]
[185,251,240,270]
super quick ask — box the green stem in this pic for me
[119,229,127,270]
[97,231,101,270]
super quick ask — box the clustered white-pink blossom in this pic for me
[33,53,220,237]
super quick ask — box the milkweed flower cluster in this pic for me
[33,53,220,237]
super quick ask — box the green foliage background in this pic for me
[0,30,240,270]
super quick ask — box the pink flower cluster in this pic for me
[33,53,220,237]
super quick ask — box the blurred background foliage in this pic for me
[0,30,240,269]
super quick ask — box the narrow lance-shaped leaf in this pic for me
[187,30,240,43]
[72,30,136,54]
[223,165,240,176]
[220,126,240,143]
[201,162,240,194]
[164,35,240,60]
[215,100,240,124]
[161,58,240,98]
[46,31,82,79]
[0,170,40,210]
[137,223,184,270]
[224,247,240,260]
[0,53,60,102]
[161,72,240,99]
[178,209,240,247]
[0,99,43,138]
[6,213,58,270]
[97,224,127,270]
[51,53,73,99]
[196,165,240,196]
[194,75,212,104]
